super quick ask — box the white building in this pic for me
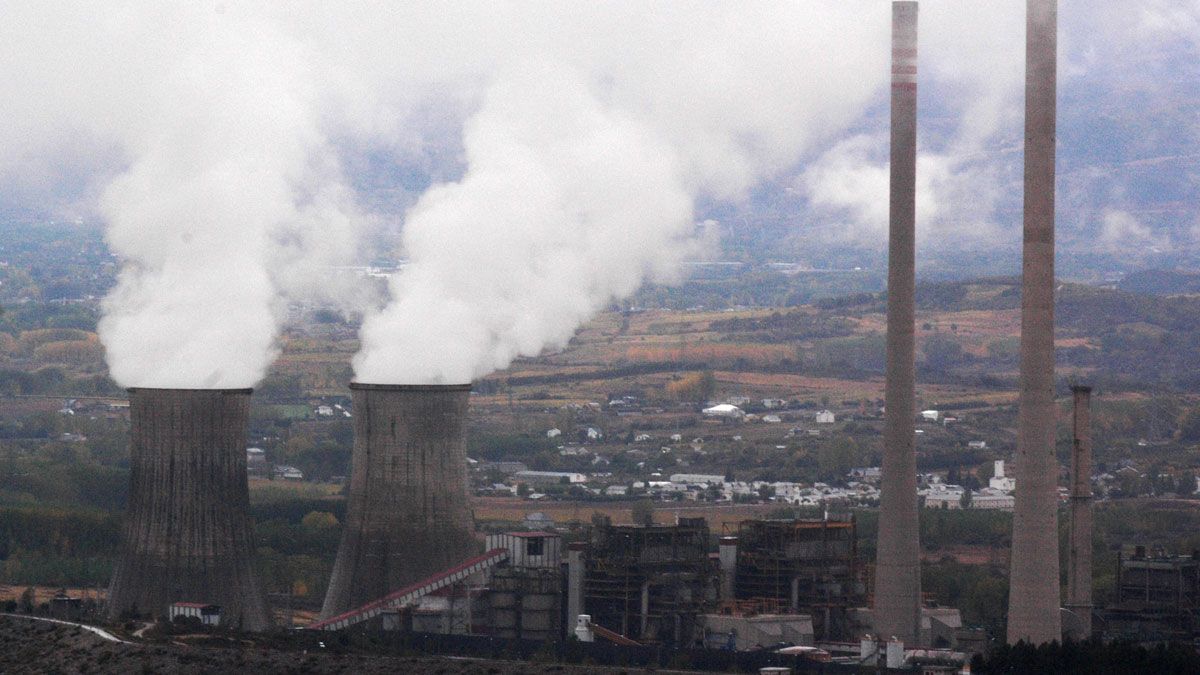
[815,410,836,424]
[513,470,588,485]
[771,482,807,503]
[669,473,726,485]
[849,467,882,482]
[989,460,1015,492]
[762,414,783,424]
[923,484,965,509]
[703,404,745,419]
[546,428,562,438]
[925,493,963,509]
[972,492,1015,510]
[967,440,987,450]
[273,465,303,481]
[921,410,941,422]
[169,602,221,626]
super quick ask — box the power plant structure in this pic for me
[1066,385,1094,638]
[729,517,863,641]
[1008,0,1062,646]
[307,514,974,668]
[107,388,271,630]
[1106,546,1200,643]
[580,516,713,645]
[320,383,479,620]
[875,0,922,646]
[93,2,1082,654]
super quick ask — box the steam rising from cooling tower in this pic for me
[338,8,894,384]
[90,9,359,389]
[352,62,696,384]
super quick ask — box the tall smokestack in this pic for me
[1066,385,1093,637]
[107,388,270,630]
[1007,0,1061,646]
[874,0,922,646]
[320,383,478,618]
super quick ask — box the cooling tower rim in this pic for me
[126,387,254,394]
[350,382,471,392]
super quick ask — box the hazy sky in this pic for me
[0,1,1196,385]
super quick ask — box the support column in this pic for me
[718,537,738,601]
[566,542,585,638]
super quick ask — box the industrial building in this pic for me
[308,515,871,650]
[485,532,564,641]
[1104,547,1200,643]
[727,517,864,641]
[580,516,715,646]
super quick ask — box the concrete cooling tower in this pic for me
[320,383,479,619]
[107,388,271,630]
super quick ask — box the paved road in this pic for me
[0,612,129,644]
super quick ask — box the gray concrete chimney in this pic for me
[1066,385,1093,638]
[1007,0,1062,646]
[874,0,922,646]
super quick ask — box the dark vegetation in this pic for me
[972,638,1200,674]
[0,616,853,674]
[709,312,856,342]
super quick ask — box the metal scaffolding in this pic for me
[729,517,864,640]
[582,516,715,646]
[1106,547,1200,643]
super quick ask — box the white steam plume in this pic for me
[353,61,695,383]
[0,5,362,388]
[353,4,888,383]
[98,16,320,388]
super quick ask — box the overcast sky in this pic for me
[0,2,1196,383]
